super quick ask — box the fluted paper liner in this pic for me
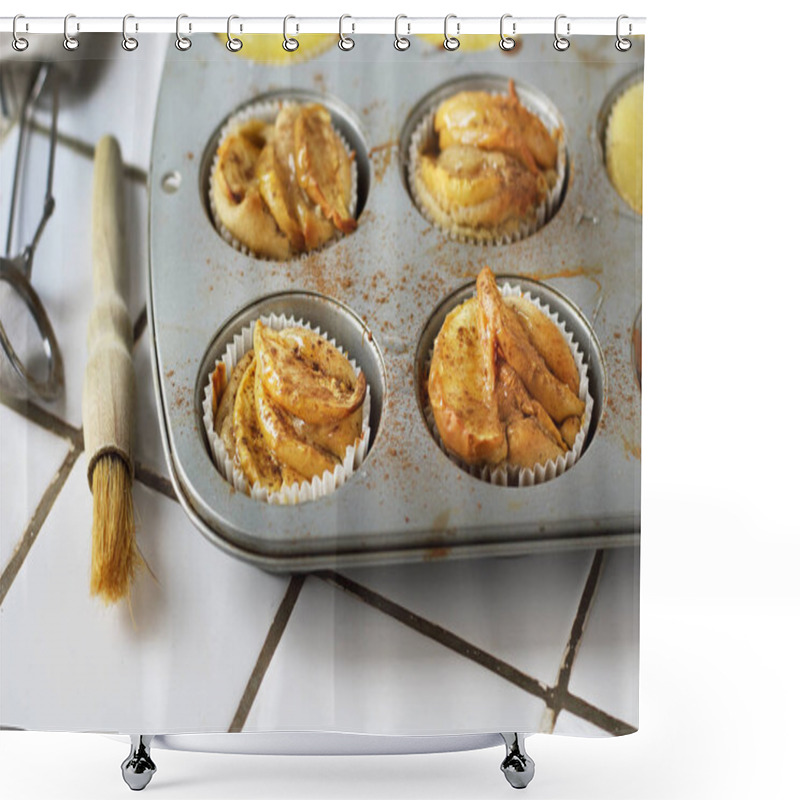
[408,90,566,244]
[203,314,371,505]
[424,283,593,487]
[209,98,359,261]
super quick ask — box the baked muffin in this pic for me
[210,319,367,498]
[211,103,357,259]
[411,80,563,242]
[428,267,586,477]
[605,79,643,214]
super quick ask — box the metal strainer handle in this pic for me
[0,61,64,400]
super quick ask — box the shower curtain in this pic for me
[0,24,642,762]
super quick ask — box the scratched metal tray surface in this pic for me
[148,34,643,571]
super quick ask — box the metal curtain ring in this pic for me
[339,15,354,51]
[615,14,632,51]
[63,14,79,51]
[283,15,299,52]
[122,14,139,51]
[175,14,192,51]
[553,14,570,51]
[12,15,29,52]
[499,13,515,50]
[394,14,410,50]
[444,14,460,51]
[227,15,243,52]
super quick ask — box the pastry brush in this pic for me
[82,135,139,604]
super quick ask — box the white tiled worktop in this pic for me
[0,39,639,740]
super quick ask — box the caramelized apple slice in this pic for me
[215,122,268,204]
[254,369,339,481]
[504,296,580,395]
[418,149,502,208]
[415,147,547,232]
[428,298,507,466]
[434,81,558,173]
[294,104,356,234]
[254,322,366,424]
[212,123,291,260]
[214,350,255,462]
[266,105,338,252]
[258,141,306,251]
[559,416,583,449]
[495,363,567,452]
[477,267,583,423]
[298,407,363,462]
[506,416,566,470]
[233,360,285,492]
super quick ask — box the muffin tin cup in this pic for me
[422,282,593,487]
[596,68,644,218]
[208,98,359,261]
[202,312,371,505]
[407,78,567,244]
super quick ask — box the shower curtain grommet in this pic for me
[615,14,633,51]
[443,14,460,51]
[339,14,355,51]
[553,14,570,51]
[63,13,79,51]
[175,14,192,51]
[499,14,516,51]
[121,14,139,51]
[12,14,29,51]
[121,735,157,791]
[394,14,410,50]
[283,15,299,51]
[226,15,243,53]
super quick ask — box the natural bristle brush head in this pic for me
[90,454,140,604]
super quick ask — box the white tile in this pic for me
[45,35,167,172]
[341,550,597,689]
[0,405,72,572]
[552,709,609,737]
[0,454,291,733]
[0,133,150,428]
[567,547,639,730]
[244,576,547,735]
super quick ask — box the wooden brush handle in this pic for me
[83,135,135,487]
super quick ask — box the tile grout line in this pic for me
[1,393,178,503]
[316,570,551,701]
[561,691,637,736]
[320,568,636,737]
[228,575,306,733]
[0,393,83,448]
[29,119,149,185]
[0,443,83,606]
[539,549,607,733]
[134,461,178,502]
[132,306,148,346]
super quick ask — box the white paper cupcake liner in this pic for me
[408,91,566,245]
[424,283,592,487]
[203,314,371,505]
[209,98,359,261]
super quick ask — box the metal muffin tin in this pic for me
[148,34,643,571]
